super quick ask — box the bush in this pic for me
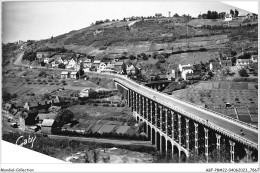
[103,104,109,107]
[238,68,249,77]
[128,54,136,60]
[39,71,47,78]
[93,103,98,106]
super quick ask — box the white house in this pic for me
[83,68,90,72]
[70,71,77,79]
[61,71,69,79]
[93,60,101,70]
[179,64,193,72]
[79,88,96,98]
[63,60,68,65]
[179,64,193,80]
[66,59,77,69]
[44,57,50,64]
[224,13,232,21]
[68,59,76,66]
[51,60,59,68]
[84,59,92,68]
[57,57,64,64]
[236,59,250,69]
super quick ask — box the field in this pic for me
[173,81,258,125]
[67,104,129,119]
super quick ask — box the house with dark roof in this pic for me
[220,60,232,68]
[114,61,126,74]
[41,119,56,134]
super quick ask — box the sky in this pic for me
[2,1,254,43]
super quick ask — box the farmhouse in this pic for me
[236,59,250,69]
[41,119,56,134]
[220,60,232,68]
[79,88,96,98]
[83,59,92,68]
[179,64,193,72]
[38,113,57,123]
[61,71,69,79]
[209,62,221,71]
[114,61,126,74]
[93,60,101,70]
[224,13,232,21]
[70,71,77,79]
[167,72,175,81]
[179,64,193,80]
[44,57,50,64]
[106,63,115,70]
[126,64,137,75]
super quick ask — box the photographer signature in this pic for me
[15,135,36,148]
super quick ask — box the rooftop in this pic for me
[61,71,68,75]
[41,119,55,127]
[115,61,124,66]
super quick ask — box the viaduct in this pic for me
[113,75,258,163]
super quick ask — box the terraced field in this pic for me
[173,81,258,125]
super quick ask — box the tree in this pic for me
[128,54,136,60]
[55,109,74,127]
[2,92,11,102]
[207,10,212,19]
[157,54,165,63]
[238,68,248,77]
[173,13,179,17]
[58,63,66,69]
[235,9,239,17]
[140,53,148,60]
[230,9,234,17]
[93,149,100,163]
[39,71,47,78]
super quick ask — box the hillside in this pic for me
[3,17,258,79]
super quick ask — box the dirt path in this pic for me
[13,51,24,66]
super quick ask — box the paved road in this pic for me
[115,77,258,149]
[48,134,154,147]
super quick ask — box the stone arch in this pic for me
[152,128,156,145]
[251,149,258,162]
[180,150,187,163]
[234,142,246,162]
[166,140,172,158]
[156,131,161,150]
